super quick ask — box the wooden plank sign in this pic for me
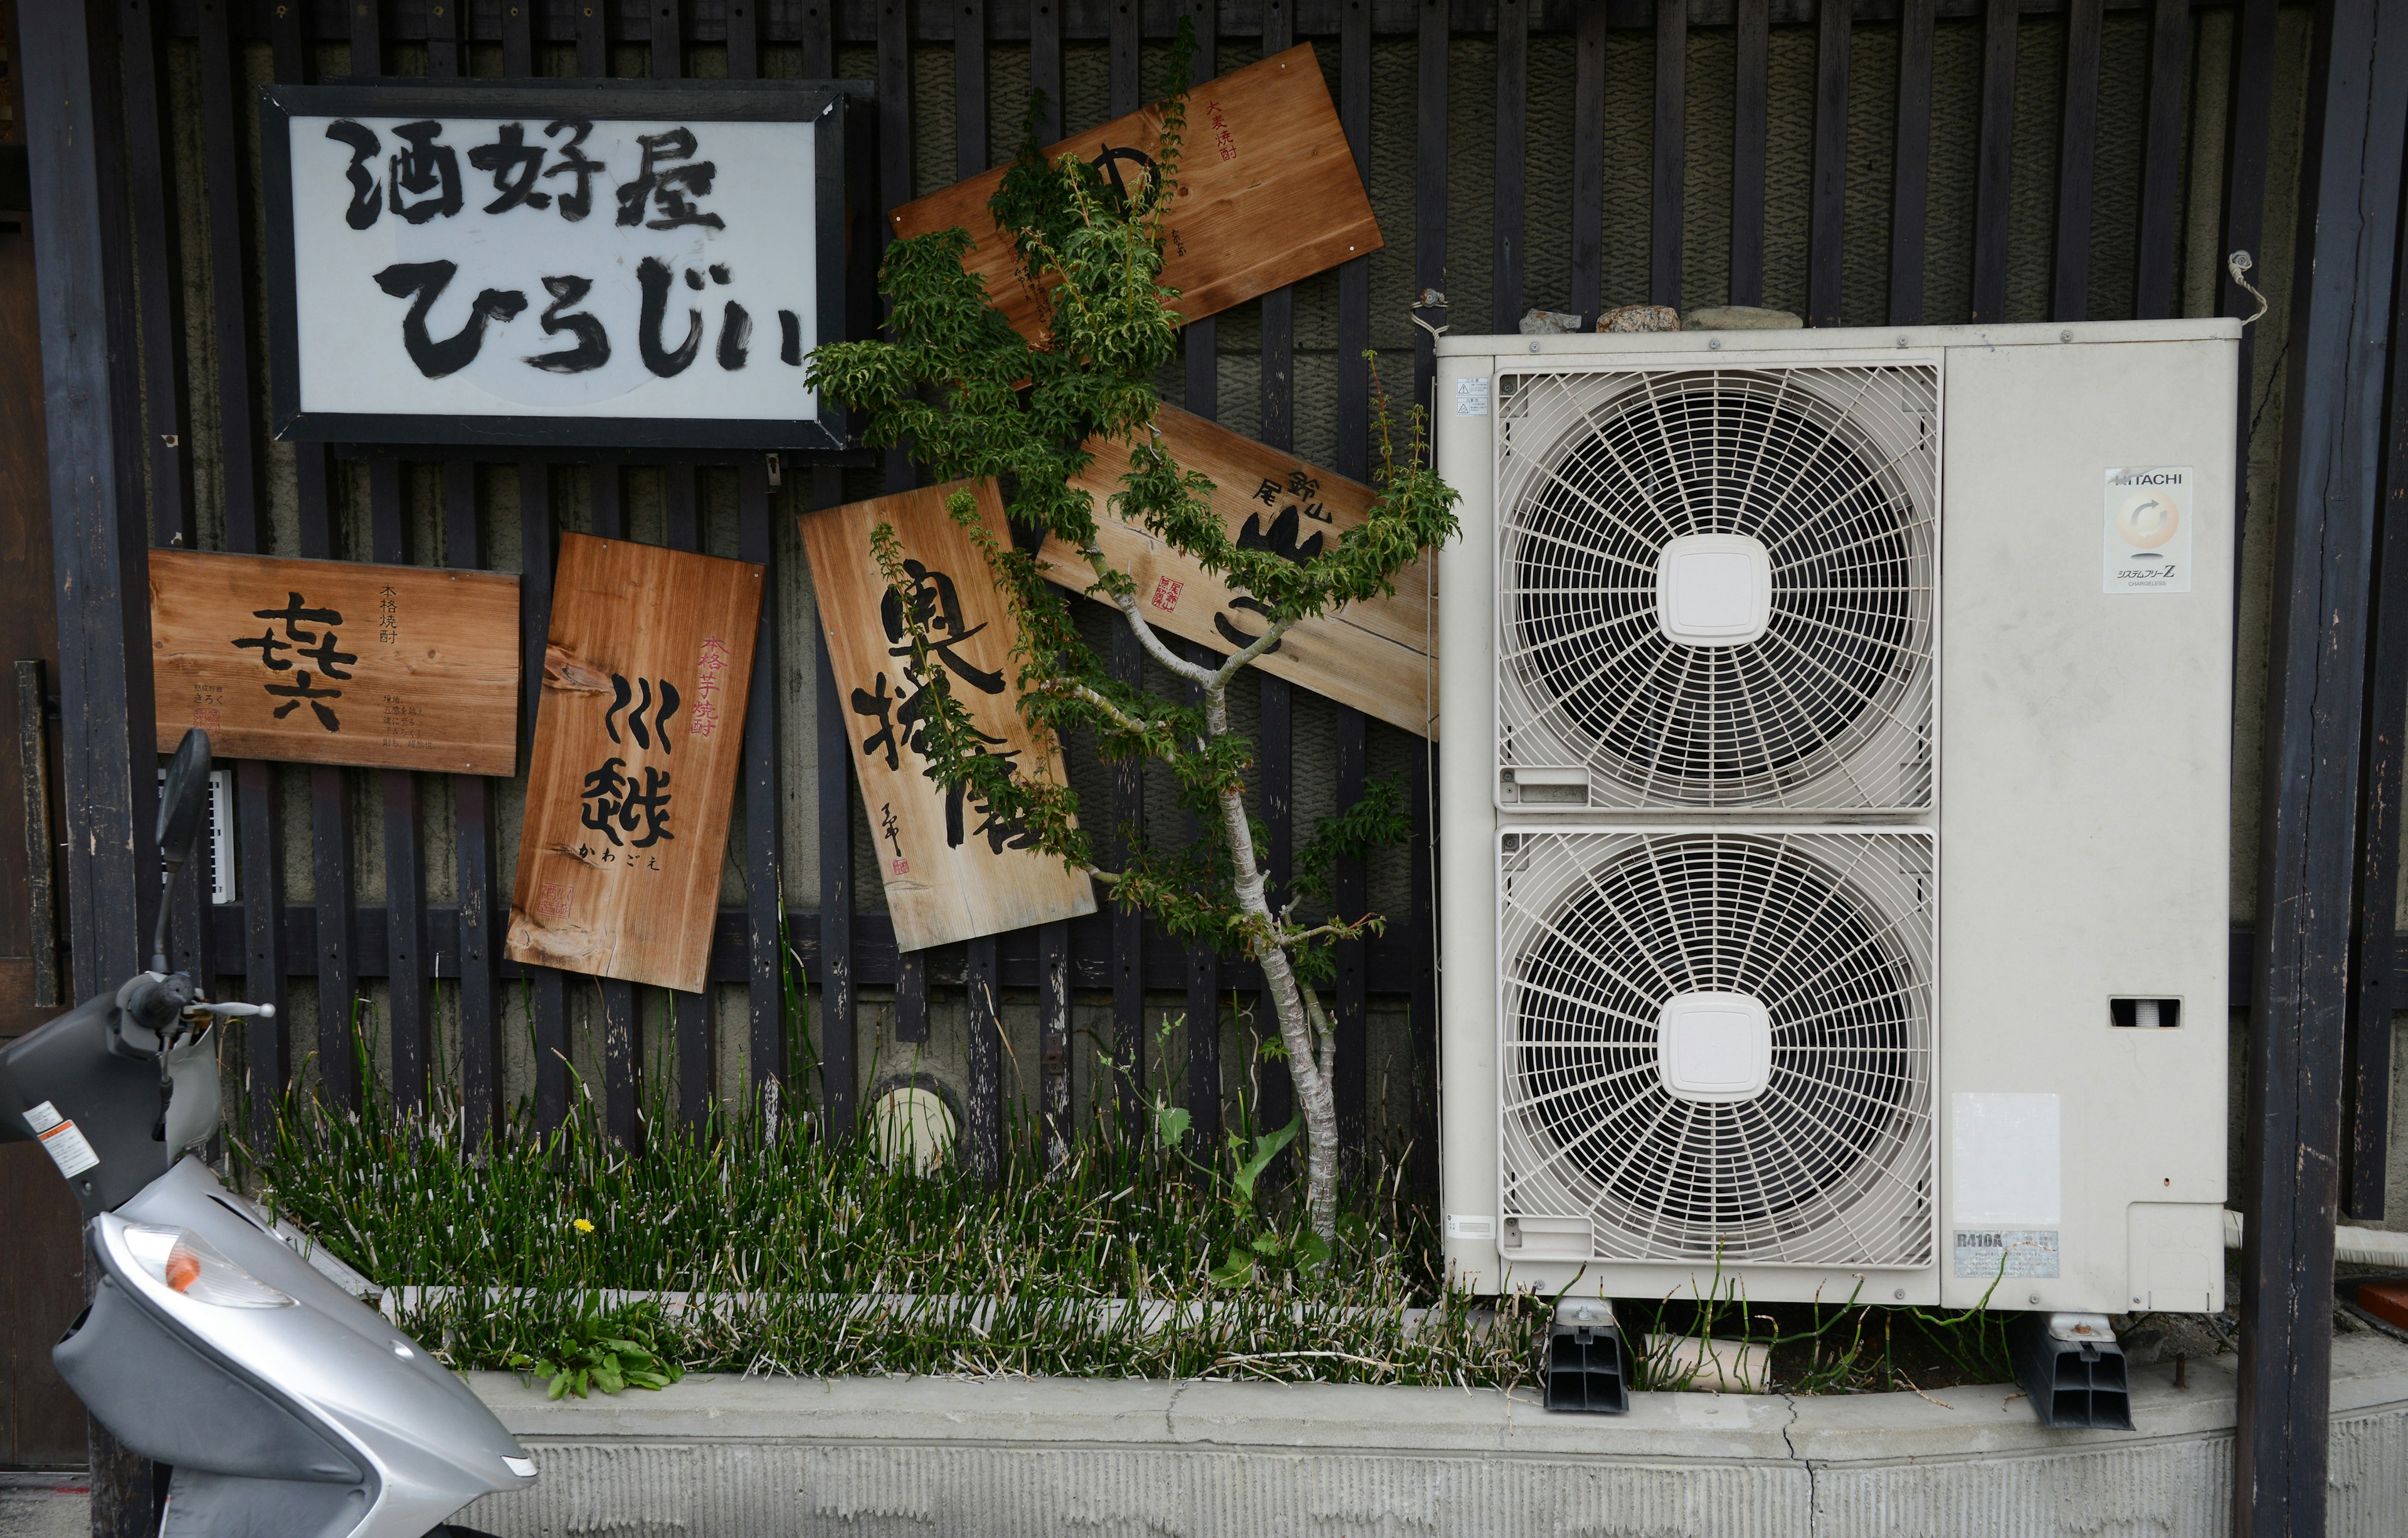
[1041,405,1438,739]
[505,534,761,993]
[800,481,1099,952]
[886,45,1380,342]
[148,548,519,773]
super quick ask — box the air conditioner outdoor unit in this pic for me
[1434,319,2238,1319]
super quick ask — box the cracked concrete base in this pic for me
[456,1335,2408,1537]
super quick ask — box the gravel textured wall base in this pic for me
[456,1335,2408,1537]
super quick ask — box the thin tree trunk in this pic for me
[1205,679,1340,1244]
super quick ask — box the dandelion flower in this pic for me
[573,1218,594,1234]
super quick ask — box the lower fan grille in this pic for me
[1498,830,1935,1268]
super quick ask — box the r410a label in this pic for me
[1953,1227,2060,1279]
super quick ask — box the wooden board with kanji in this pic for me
[504,534,762,993]
[885,45,1379,342]
[1040,404,1437,738]
[799,480,1099,952]
[147,548,520,773]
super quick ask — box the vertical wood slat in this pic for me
[1255,0,1297,1149]
[1332,0,1373,1175]
[123,0,207,996]
[2133,0,2191,320]
[1332,710,1366,1169]
[1184,2,1216,422]
[1408,737,1435,1190]
[1030,0,1069,1160]
[1492,0,1526,331]
[2219,0,2280,628]
[235,0,302,1137]
[1185,640,1220,1147]
[660,466,715,1130]
[1889,0,1938,325]
[122,0,191,552]
[576,0,608,76]
[1570,2,1607,324]
[653,0,684,78]
[879,0,914,493]
[427,0,465,78]
[1969,0,2020,323]
[1808,0,1850,326]
[1413,0,1445,414]
[815,636,860,1122]
[728,0,761,78]
[1651,0,1686,310]
[2051,0,2104,324]
[350,0,383,76]
[2236,1,2408,1524]
[588,467,643,1146]
[896,951,930,1042]
[1110,623,1144,1122]
[1110,0,1140,117]
[369,461,433,1113]
[966,934,1001,1179]
[1730,0,1769,309]
[738,461,786,1105]
[519,462,569,1131]
[295,411,357,1108]
[442,459,500,1145]
[1031,0,1062,141]
[1039,919,1070,1164]
[2345,239,2408,1219]
[958,0,987,176]
[1105,0,1146,1129]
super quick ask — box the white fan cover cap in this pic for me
[1654,532,1773,646]
[1656,990,1774,1102]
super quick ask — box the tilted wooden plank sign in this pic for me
[887,46,1379,341]
[799,482,1099,952]
[1040,406,1438,739]
[148,548,520,773]
[505,534,761,993]
[259,80,860,451]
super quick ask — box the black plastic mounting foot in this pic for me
[2009,1311,2132,1430]
[1545,1298,1630,1414]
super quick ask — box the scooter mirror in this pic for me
[157,729,213,869]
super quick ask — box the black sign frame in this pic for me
[260,78,866,454]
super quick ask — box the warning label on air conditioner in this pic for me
[2102,466,2192,594]
[1454,376,1491,417]
[1953,1228,2061,1279]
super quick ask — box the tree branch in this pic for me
[1111,590,1215,687]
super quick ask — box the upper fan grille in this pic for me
[1498,831,1935,1268]
[1496,365,1939,810]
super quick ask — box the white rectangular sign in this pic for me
[263,82,857,451]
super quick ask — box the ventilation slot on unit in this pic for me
[1497,831,1936,1268]
[1495,366,1939,811]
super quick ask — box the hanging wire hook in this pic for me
[2227,251,2269,326]
[1410,288,1450,345]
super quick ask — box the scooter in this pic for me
[0,729,537,1538]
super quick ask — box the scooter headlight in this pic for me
[122,1225,294,1309]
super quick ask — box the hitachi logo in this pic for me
[2110,471,2185,486]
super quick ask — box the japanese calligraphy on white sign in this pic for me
[263,83,855,448]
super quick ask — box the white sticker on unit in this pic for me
[1445,1214,1496,1240]
[1454,376,1492,417]
[2103,466,2193,594]
[1953,1228,2062,1280]
[1951,1091,2061,1226]
[32,1104,100,1179]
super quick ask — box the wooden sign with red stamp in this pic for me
[147,548,520,772]
[886,45,1380,342]
[799,480,1099,952]
[1038,405,1437,738]
[505,534,763,993]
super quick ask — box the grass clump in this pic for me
[233,1063,1537,1391]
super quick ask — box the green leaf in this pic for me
[1230,1114,1301,1208]
[1205,1249,1255,1287]
[1292,1230,1331,1272]
[1153,1103,1191,1150]
[1250,1232,1287,1258]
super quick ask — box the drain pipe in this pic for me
[2224,1209,2408,1267]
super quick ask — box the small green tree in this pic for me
[807,41,1458,1248]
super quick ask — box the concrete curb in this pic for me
[458,1334,2408,1536]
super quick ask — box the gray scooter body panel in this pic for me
[0,993,177,1214]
